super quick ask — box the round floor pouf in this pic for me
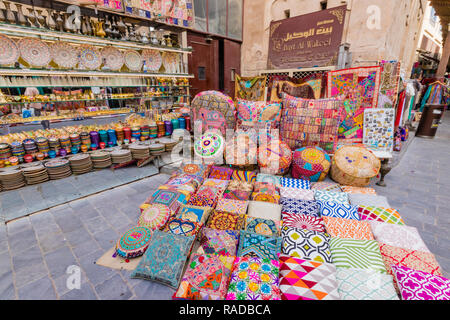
[115,226,152,259]
[194,131,224,163]
[292,146,331,182]
[137,204,172,230]
[330,145,381,187]
[257,139,292,175]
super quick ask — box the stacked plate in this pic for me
[0,168,26,190]
[22,164,49,185]
[91,151,112,169]
[0,143,12,161]
[111,149,133,164]
[69,154,93,175]
[129,144,151,160]
[158,138,178,152]
[45,159,72,180]
[149,143,165,156]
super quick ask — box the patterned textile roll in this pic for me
[89,131,100,146]
[107,129,117,146]
[123,127,132,141]
[164,121,173,136]
[178,117,186,129]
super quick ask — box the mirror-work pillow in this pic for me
[237,230,282,261]
[314,190,349,205]
[280,199,320,217]
[281,212,326,233]
[317,201,360,220]
[197,228,240,257]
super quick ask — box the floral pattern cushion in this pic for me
[197,228,240,257]
[215,198,248,215]
[280,187,315,200]
[254,182,279,195]
[247,201,282,222]
[187,193,217,207]
[226,180,254,192]
[281,212,326,233]
[208,165,234,180]
[280,199,320,217]
[358,206,405,225]
[323,216,374,240]
[314,190,349,205]
[317,201,360,220]
[207,210,246,231]
[177,205,212,225]
[237,230,282,261]
[250,192,280,204]
[178,162,211,179]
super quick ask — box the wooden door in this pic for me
[223,39,241,99]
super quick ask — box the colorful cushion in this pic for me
[280,187,314,200]
[146,189,188,214]
[231,170,257,183]
[379,243,443,277]
[292,146,331,182]
[225,256,281,300]
[254,182,279,194]
[349,194,390,207]
[314,190,349,204]
[163,217,202,237]
[178,162,210,178]
[197,228,240,257]
[207,211,246,231]
[280,199,320,217]
[281,226,332,263]
[281,213,326,233]
[223,189,252,201]
[358,206,405,225]
[317,201,360,220]
[237,230,282,261]
[224,131,258,166]
[369,221,430,252]
[115,226,152,259]
[194,131,225,162]
[257,139,292,175]
[247,201,282,222]
[335,268,399,300]
[130,230,195,288]
[391,265,450,300]
[208,165,234,180]
[138,204,172,230]
[329,238,387,274]
[177,205,212,225]
[160,174,200,194]
[215,198,248,215]
[256,173,282,186]
[280,177,311,190]
[278,254,340,300]
[311,181,342,193]
[200,178,229,192]
[187,194,217,207]
[340,186,377,194]
[174,254,235,300]
[244,216,281,237]
[250,192,280,204]
[236,99,282,129]
[323,216,374,240]
[226,180,253,192]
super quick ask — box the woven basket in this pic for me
[330,145,380,187]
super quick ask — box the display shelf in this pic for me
[0,84,191,88]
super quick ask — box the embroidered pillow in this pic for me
[340,186,377,195]
[215,198,248,215]
[207,210,246,231]
[247,201,282,222]
[187,194,217,207]
[130,230,195,289]
[314,190,349,205]
[146,189,188,215]
[178,162,211,179]
[280,187,314,200]
[391,265,450,300]
[280,177,311,190]
[160,174,201,194]
[281,226,332,263]
[231,170,257,183]
[223,189,252,201]
[311,181,342,193]
[254,182,279,195]
[225,256,281,300]
[138,204,172,230]
[226,180,254,192]
[208,165,234,180]
[278,254,340,300]
[281,212,326,233]
[256,173,282,186]
[177,205,212,225]
[163,217,202,237]
[174,254,235,300]
[323,216,374,240]
[199,178,229,195]
[358,206,405,225]
[348,194,390,208]
[250,192,280,204]
[197,228,240,257]
[317,201,360,220]
[280,199,320,217]
[237,230,282,261]
[244,216,281,237]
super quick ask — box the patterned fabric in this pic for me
[292,146,331,182]
[280,199,320,217]
[317,201,360,220]
[254,182,279,195]
[247,201,282,222]
[280,177,311,190]
[146,189,188,215]
[314,190,349,205]
[226,180,253,192]
[250,192,280,204]
[379,60,401,107]
[160,174,200,194]
[379,243,443,277]
[225,256,281,300]
[280,93,343,153]
[245,216,280,237]
[358,206,405,225]
[391,264,450,300]
[187,194,217,207]
[257,139,292,175]
[280,187,314,200]
[369,221,430,252]
[138,204,172,230]
[174,254,235,300]
[208,165,234,180]
[323,216,374,240]
[329,238,387,274]
[311,181,342,193]
[163,217,202,237]
[177,205,212,225]
[130,230,195,289]
[235,99,282,136]
[282,212,326,233]
[178,163,210,179]
[335,268,399,300]
[348,194,390,208]
[235,75,267,101]
[198,228,239,257]
[201,178,230,192]
[223,189,252,201]
[340,186,376,195]
[281,226,332,263]
[256,173,282,186]
[207,211,246,231]
[215,198,248,215]
[237,230,282,261]
[278,254,340,300]
[231,170,257,183]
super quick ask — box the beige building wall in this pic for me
[241,0,426,78]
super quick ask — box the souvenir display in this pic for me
[79,45,102,70]
[124,49,143,71]
[0,34,20,66]
[18,37,51,67]
[162,52,179,73]
[101,46,124,71]
[142,49,163,72]
[51,41,79,69]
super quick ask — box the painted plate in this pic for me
[141,49,162,72]
[124,50,142,71]
[18,38,51,67]
[0,34,19,66]
[79,45,102,70]
[101,46,124,71]
[51,41,79,69]
[162,52,179,73]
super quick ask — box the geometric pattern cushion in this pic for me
[138,204,172,230]
[317,201,360,220]
[206,210,246,231]
[146,189,188,215]
[329,238,387,274]
[281,212,326,233]
[314,190,349,205]
[280,177,311,190]
[162,217,202,237]
[391,264,450,300]
[335,268,399,300]
[311,181,342,193]
[278,254,340,300]
[197,228,240,257]
[323,216,374,240]
[280,199,320,217]
[237,230,282,261]
[369,221,430,252]
[379,243,443,277]
[280,187,314,200]
[281,226,332,263]
[340,186,377,194]
[358,206,405,225]
[215,198,249,215]
[348,194,390,208]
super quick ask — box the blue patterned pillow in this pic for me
[237,230,282,261]
[130,230,195,289]
[279,199,320,217]
[317,201,360,220]
[314,190,349,205]
[279,177,311,190]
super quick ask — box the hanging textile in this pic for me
[378,60,401,107]
[269,80,315,102]
[395,91,406,128]
[235,75,267,101]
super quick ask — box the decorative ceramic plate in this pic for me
[124,50,142,71]
[162,52,179,73]
[79,45,102,70]
[51,41,79,69]
[101,46,124,71]
[18,37,51,67]
[141,49,162,72]
[44,159,70,168]
[0,34,19,66]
